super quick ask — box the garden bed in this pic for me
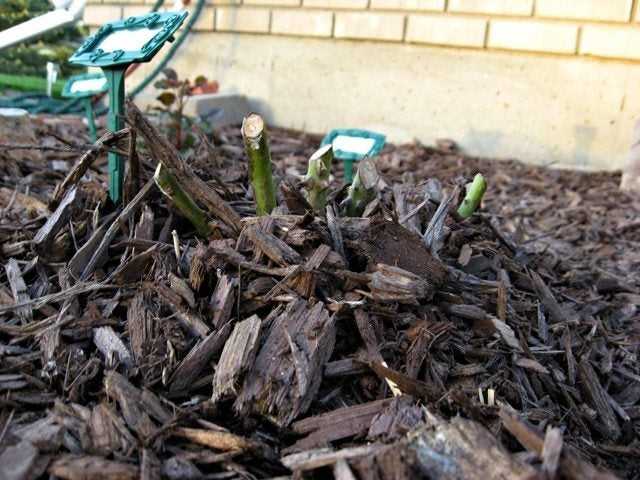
[0,107,638,479]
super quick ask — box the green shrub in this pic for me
[0,0,87,77]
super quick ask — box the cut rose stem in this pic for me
[457,173,487,219]
[304,144,333,214]
[242,113,277,216]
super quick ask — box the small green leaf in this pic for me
[154,79,168,89]
[194,75,207,86]
[156,91,176,107]
[163,68,178,81]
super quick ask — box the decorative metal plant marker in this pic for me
[69,10,188,204]
[62,72,108,142]
[321,129,386,184]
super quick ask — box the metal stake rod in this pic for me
[82,97,97,142]
[104,66,127,204]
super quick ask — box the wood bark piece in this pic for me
[67,211,118,279]
[0,439,40,480]
[289,398,392,451]
[50,128,129,210]
[351,416,536,480]
[127,101,242,235]
[80,179,154,281]
[235,299,336,426]
[89,403,136,455]
[500,408,619,480]
[209,274,236,329]
[244,225,303,266]
[212,315,261,402]
[281,445,384,472]
[172,426,273,457]
[279,244,330,299]
[577,357,621,440]
[367,361,434,400]
[13,415,63,451]
[334,459,358,480]
[154,283,210,339]
[4,258,32,324]
[48,454,138,480]
[324,358,370,378]
[33,186,77,255]
[93,326,133,368]
[367,396,425,441]
[326,205,347,261]
[358,220,448,283]
[393,184,421,235]
[0,187,48,216]
[423,185,459,255]
[126,291,157,367]
[368,264,433,304]
[530,270,575,324]
[104,371,157,440]
[140,448,161,480]
[170,322,232,392]
[542,427,563,479]
[133,205,154,255]
[168,273,196,309]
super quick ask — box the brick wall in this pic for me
[84,0,640,62]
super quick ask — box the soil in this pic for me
[0,109,638,480]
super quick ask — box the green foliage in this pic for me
[152,68,219,152]
[0,0,87,77]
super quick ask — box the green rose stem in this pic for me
[242,113,277,216]
[154,163,212,237]
[457,173,487,219]
[342,157,379,217]
[304,144,333,214]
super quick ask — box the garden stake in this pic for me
[69,10,188,204]
[321,129,385,184]
[61,73,109,143]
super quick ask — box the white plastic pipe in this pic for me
[0,0,86,52]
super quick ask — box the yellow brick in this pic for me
[272,9,333,37]
[245,0,301,5]
[406,14,486,47]
[448,0,532,16]
[334,12,405,41]
[191,7,215,31]
[303,0,368,9]
[536,0,632,22]
[215,7,270,33]
[122,4,150,18]
[488,19,577,54]
[580,25,640,60]
[371,0,444,10]
[83,4,122,26]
